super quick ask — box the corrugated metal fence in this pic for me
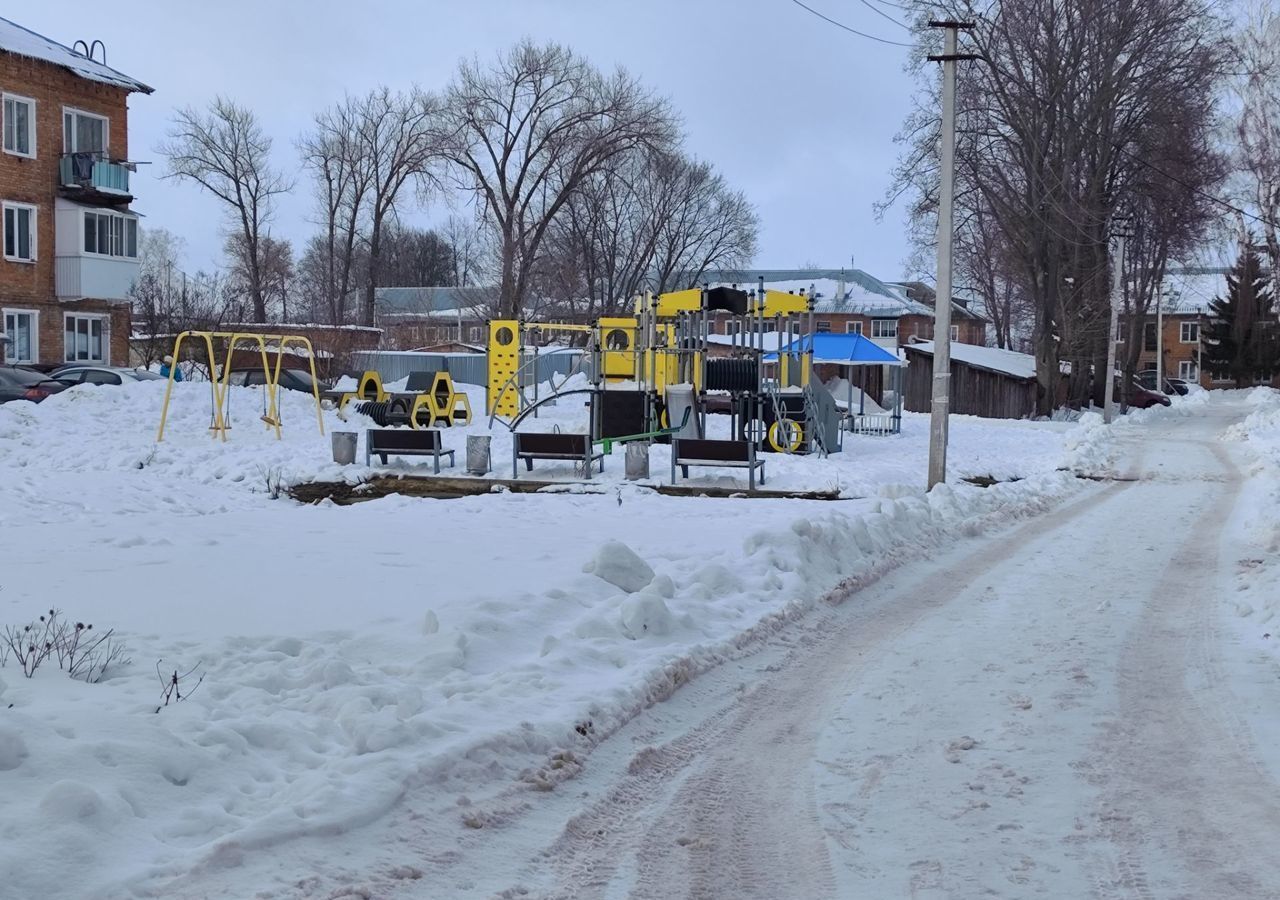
[349,350,590,387]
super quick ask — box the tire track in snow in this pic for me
[1087,419,1280,900]
[534,482,1129,899]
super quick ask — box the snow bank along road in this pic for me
[458,397,1280,899]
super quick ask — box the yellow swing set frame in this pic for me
[155,331,326,442]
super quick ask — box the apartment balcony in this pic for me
[55,255,138,302]
[58,154,133,205]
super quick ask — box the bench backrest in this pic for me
[674,438,751,462]
[514,432,589,455]
[368,428,442,451]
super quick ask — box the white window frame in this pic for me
[64,313,109,365]
[1178,360,1198,382]
[724,320,743,337]
[62,106,109,155]
[2,307,39,364]
[1180,321,1199,344]
[872,318,898,339]
[3,93,36,159]
[950,324,960,341]
[3,201,38,262]
[82,209,139,259]
[845,321,863,335]
[468,326,482,343]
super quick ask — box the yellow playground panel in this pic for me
[155,331,326,442]
[338,370,388,411]
[410,371,473,429]
[487,320,521,418]
[598,317,638,381]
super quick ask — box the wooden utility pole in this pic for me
[927,21,977,490]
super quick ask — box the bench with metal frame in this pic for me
[512,432,604,479]
[365,428,455,473]
[670,438,765,491]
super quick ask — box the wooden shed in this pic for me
[903,341,1052,420]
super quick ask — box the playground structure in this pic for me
[484,280,846,464]
[339,370,473,430]
[155,331,326,442]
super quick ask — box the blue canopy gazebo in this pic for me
[764,333,904,434]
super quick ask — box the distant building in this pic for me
[1124,266,1278,389]
[0,16,152,368]
[371,286,496,350]
[699,268,988,351]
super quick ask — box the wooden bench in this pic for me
[671,438,765,491]
[365,428,455,474]
[512,432,604,479]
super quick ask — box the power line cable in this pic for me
[854,0,913,30]
[786,0,915,47]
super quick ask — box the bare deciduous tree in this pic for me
[159,97,291,322]
[299,97,373,325]
[889,0,1230,413]
[443,39,677,318]
[1235,0,1280,277]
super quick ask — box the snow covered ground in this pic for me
[0,378,1166,898]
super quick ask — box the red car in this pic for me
[1122,379,1172,409]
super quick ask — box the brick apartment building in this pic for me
[1122,266,1280,389]
[0,17,151,369]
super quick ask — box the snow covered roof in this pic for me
[698,268,984,320]
[373,286,495,318]
[907,340,1037,380]
[0,17,152,93]
[1162,267,1230,315]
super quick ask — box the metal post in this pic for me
[1156,280,1164,390]
[926,21,973,490]
[1104,227,1128,424]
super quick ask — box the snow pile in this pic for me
[1221,387,1280,634]
[0,378,1113,897]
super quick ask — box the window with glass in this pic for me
[63,109,107,155]
[1143,322,1158,352]
[872,318,898,339]
[1180,321,1199,343]
[950,325,960,341]
[845,321,864,334]
[83,211,138,258]
[64,315,106,363]
[3,310,36,363]
[1178,361,1198,382]
[3,94,35,157]
[3,203,35,261]
[816,321,832,333]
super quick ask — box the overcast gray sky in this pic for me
[25,0,923,282]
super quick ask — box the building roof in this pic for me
[700,268,983,320]
[0,17,152,93]
[906,340,1038,380]
[372,286,496,318]
[1161,266,1231,315]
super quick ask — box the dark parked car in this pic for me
[0,366,70,404]
[52,365,165,386]
[225,367,327,394]
[1137,369,1189,396]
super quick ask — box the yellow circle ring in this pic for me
[768,418,803,453]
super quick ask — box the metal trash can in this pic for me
[331,431,357,465]
[624,441,650,481]
[466,435,492,475]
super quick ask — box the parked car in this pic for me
[225,367,328,395]
[1124,379,1173,409]
[1137,369,1189,396]
[52,365,165,387]
[0,365,71,403]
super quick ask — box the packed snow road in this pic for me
[471,398,1280,899]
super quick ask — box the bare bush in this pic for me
[156,660,205,713]
[1,609,131,682]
